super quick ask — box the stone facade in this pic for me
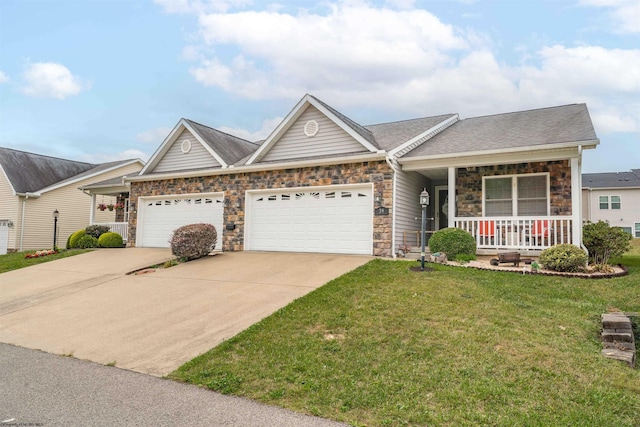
[128,161,394,256]
[456,160,572,217]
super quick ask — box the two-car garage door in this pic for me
[246,185,373,255]
[137,194,224,249]
[137,185,374,255]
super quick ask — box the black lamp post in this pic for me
[419,189,430,271]
[53,209,59,248]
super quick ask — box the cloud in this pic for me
[579,0,640,34]
[0,71,9,83]
[21,62,87,99]
[217,116,283,141]
[135,126,173,144]
[154,0,250,14]
[168,1,639,136]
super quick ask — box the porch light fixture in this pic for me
[53,209,59,248]
[419,189,430,271]
[235,197,242,208]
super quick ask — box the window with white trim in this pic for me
[611,195,621,209]
[599,196,609,209]
[635,223,640,238]
[599,195,621,209]
[484,174,549,217]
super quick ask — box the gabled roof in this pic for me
[365,114,458,152]
[0,147,93,193]
[140,118,258,174]
[402,104,598,159]
[245,94,382,165]
[582,169,640,189]
[0,147,143,194]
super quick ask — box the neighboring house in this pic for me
[124,94,599,257]
[0,147,144,252]
[582,169,640,238]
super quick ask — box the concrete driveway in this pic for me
[0,249,370,376]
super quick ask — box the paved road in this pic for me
[1,343,348,427]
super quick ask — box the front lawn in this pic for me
[0,249,92,273]
[171,250,640,426]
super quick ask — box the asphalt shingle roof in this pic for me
[185,119,259,165]
[402,104,597,158]
[582,169,640,188]
[365,114,457,151]
[0,147,139,193]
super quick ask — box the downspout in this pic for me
[18,192,41,251]
[385,156,399,259]
[577,145,589,257]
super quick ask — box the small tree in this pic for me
[582,221,632,265]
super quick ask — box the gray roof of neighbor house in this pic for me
[582,169,640,188]
[184,119,260,165]
[0,147,139,194]
[402,104,597,158]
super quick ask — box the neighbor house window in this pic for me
[611,195,621,209]
[635,223,640,238]
[484,173,549,217]
[599,195,621,209]
[620,227,632,235]
[599,196,609,209]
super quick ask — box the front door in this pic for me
[435,186,448,230]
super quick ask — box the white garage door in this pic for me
[138,194,224,249]
[247,186,373,255]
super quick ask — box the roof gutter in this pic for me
[398,139,600,165]
[126,152,388,183]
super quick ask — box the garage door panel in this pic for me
[248,186,372,255]
[140,195,223,249]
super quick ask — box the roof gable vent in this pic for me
[304,120,319,137]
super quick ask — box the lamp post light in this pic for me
[53,209,59,249]
[419,189,430,271]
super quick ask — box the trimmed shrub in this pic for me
[428,228,476,260]
[539,244,587,272]
[98,232,123,248]
[583,220,632,265]
[76,235,99,249]
[85,225,111,239]
[69,229,86,248]
[66,233,72,249]
[170,223,217,261]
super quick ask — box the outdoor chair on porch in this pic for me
[478,220,496,245]
[528,220,550,246]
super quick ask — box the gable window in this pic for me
[484,174,549,217]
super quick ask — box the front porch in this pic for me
[455,216,573,254]
[80,175,131,243]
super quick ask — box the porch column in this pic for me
[448,167,455,228]
[90,194,96,225]
[570,157,581,247]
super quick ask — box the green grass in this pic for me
[171,249,640,426]
[0,249,92,273]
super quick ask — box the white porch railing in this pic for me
[94,222,128,241]
[455,216,573,251]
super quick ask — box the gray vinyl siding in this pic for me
[261,106,369,162]
[152,130,221,173]
[394,169,429,250]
